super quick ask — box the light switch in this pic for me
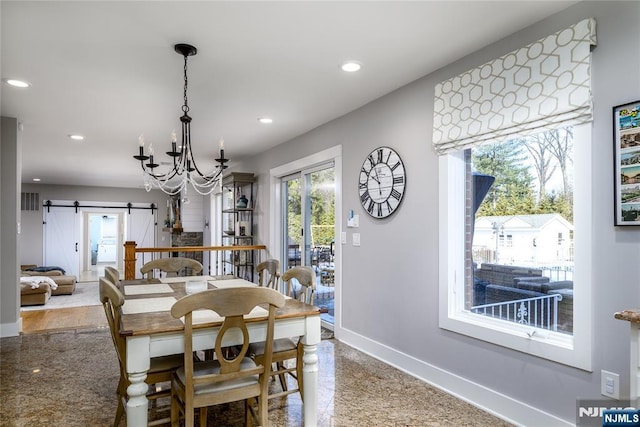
[352,233,360,246]
[341,231,347,244]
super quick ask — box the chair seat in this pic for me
[176,358,259,395]
[249,337,297,356]
[149,354,184,374]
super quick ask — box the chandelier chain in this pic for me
[183,54,189,114]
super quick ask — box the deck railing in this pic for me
[471,293,563,331]
[123,241,267,280]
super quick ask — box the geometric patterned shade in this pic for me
[433,18,597,155]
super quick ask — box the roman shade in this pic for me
[433,18,596,154]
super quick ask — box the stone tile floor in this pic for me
[0,327,512,426]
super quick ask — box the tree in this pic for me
[285,168,335,247]
[522,134,554,200]
[309,168,335,245]
[286,179,302,246]
[472,140,536,216]
[543,128,573,197]
[536,190,574,223]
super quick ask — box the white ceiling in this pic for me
[2,1,575,189]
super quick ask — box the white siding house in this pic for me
[474,214,573,266]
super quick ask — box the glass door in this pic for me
[282,163,335,325]
[283,173,303,270]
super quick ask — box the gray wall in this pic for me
[239,2,640,424]
[1,117,21,336]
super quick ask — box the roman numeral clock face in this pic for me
[358,146,406,218]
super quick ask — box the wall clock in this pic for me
[358,146,406,218]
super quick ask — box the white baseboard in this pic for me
[338,327,573,427]
[1,319,21,338]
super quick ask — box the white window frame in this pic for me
[438,125,592,371]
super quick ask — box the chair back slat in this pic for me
[257,259,281,290]
[99,277,127,378]
[104,266,120,287]
[140,257,203,278]
[282,265,316,305]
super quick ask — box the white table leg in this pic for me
[126,336,151,427]
[301,314,321,427]
[126,372,149,426]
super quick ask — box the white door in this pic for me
[127,208,157,275]
[44,207,80,277]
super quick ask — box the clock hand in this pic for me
[374,167,382,195]
[370,168,380,184]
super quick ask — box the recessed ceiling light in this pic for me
[258,117,273,124]
[32,178,41,182]
[3,78,31,88]
[341,61,361,72]
[69,134,85,141]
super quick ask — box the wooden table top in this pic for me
[119,276,320,337]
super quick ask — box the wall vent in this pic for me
[21,192,40,211]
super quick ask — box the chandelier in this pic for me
[133,43,228,196]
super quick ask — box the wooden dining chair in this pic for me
[256,258,281,290]
[99,277,183,427]
[104,266,120,287]
[140,257,203,279]
[249,265,316,400]
[169,287,286,427]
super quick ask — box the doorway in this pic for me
[282,165,335,325]
[271,146,341,331]
[82,213,122,282]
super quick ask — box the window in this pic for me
[470,129,574,331]
[434,19,595,370]
[438,125,591,369]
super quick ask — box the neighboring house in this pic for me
[474,214,574,266]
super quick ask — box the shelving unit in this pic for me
[221,172,255,280]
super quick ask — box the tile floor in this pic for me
[0,327,512,426]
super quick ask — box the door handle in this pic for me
[75,242,78,252]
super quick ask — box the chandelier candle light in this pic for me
[133,43,228,196]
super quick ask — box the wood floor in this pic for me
[20,305,107,334]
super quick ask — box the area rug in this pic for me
[20,281,100,311]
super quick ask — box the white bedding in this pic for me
[20,276,59,290]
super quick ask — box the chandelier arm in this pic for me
[140,163,182,181]
[182,122,224,180]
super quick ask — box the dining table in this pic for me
[118,275,321,427]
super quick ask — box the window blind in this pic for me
[433,18,596,155]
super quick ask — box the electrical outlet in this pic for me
[601,370,620,399]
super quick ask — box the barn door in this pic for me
[127,208,157,275]
[43,206,80,278]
